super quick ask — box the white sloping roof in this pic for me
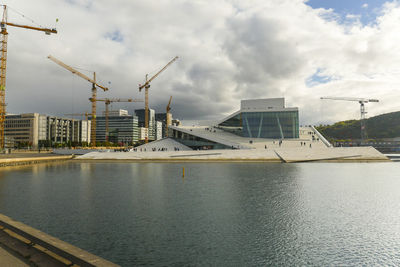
[136,137,192,151]
[216,110,241,126]
[169,125,251,149]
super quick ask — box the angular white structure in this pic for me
[169,98,299,150]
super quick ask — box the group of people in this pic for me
[130,147,181,152]
[300,141,312,148]
[131,148,146,152]
[114,148,130,152]
[152,147,169,151]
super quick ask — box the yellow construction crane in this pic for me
[90,98,142,141]
[48,55,108,147]
[166,96,172,137]
[64,112,89,120]
[0,5,57,149]
[320,96,379,141]
[139,56,178,143]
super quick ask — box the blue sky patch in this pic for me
[306,0,387,25]
[105,30,124,43]
[306,68,334,87]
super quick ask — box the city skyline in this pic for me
[2,0,400,125]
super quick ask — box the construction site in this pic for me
[1,2,400,266]
[77,98,389,162]
[0,2,393,163]
[0,3,179,150]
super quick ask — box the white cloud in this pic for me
[2,0,400,125]
[362,3,369,9]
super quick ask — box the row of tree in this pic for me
[316,111,400,141]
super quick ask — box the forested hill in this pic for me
[315,111,400,140]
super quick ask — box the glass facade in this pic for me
[218,113,243,135]
[135,109,156,140]
[218,111,299,139]
[171,129,231,150]
[96,115,139,144]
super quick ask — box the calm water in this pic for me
[0,162,400,266]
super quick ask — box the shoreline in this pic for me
[0,148,392,168]
[76,146,391,163]
[0,213,118,266]
[0,155,74,167]
[73,157,390,163]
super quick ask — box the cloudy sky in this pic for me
[2,0,400,125]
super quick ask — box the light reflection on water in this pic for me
[0,162,399,266]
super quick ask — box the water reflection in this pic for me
[0,162,399,266]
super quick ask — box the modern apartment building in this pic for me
[155,121,163,140]
[135,108,156,140]
[46,116,91,144]
[5,113,91,147]
[5,113,43,147]
[138,127,148,141]
[155,112,172,138]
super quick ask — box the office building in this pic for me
[5,113,90,147]
[169,98,299,150]
[95,109,138,144]
[155,112,173,138]
[155,121,163,140]
[138,127,148,141]
[135,108,156,141]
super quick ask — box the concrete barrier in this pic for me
[53,148,101,155]
[311,126,332,147]
[0,213,119,266]
[0,155,73,167]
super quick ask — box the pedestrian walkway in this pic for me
[0,246,28,266]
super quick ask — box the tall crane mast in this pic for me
[166,96,172,137]
[90,98,142,142]
[320,97,379,141]
[48,55,108,147]
[0,5,57,149]
[139,56,178,143]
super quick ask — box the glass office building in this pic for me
[218,110,299,139]
[135,108,156,141]
[169,98,299,151]
[96,113,139,144]
[218,98,299,139]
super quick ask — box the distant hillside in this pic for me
[316,111,400,140]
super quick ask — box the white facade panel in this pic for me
[139,127,148,141]
[156,121,163,140]
[241,98,285,111]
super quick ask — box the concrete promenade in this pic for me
[77,127,389,162]
[77,146,388,162]
[0,246,28,266]
[77,127,387,162]
[0,154,73,167]
[0,213,119,266]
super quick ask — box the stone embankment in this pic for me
[0,154,73,167]
[0,213,119,266]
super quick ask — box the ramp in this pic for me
[274,147,388,163]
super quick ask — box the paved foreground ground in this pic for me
[0,246,28,266]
